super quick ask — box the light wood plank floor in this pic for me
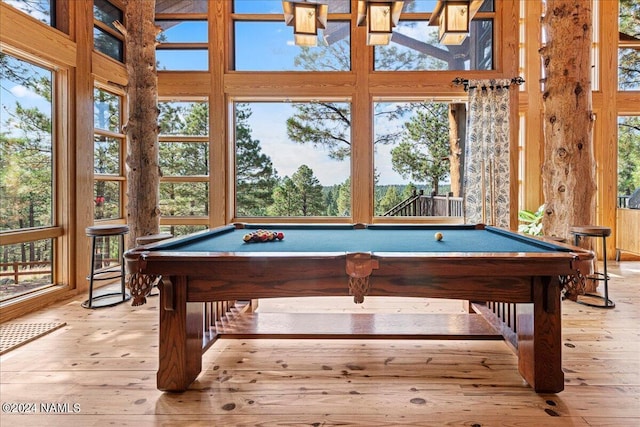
[1,261,639,426]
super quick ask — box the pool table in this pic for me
[124,223,593,393]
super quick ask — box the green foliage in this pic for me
[618,116,640,196]
[518,205,545,236]
[235,104,278,216]
[268,165,325,216]
[390,103,450,194]
[377,186,403,215]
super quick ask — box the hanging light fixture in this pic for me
[282,0,328,47]
[356,0,404,46]
[429,0,484,45]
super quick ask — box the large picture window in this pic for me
[0,53,56,301]
[233,101,351,218]
[373,100,464,218]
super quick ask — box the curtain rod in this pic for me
[452,76,525,92]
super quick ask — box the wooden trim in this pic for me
[161,176,209,183]
[0,227,64,246]
[157,42,209,50]
[617,93,640,114]
[159,136,209,142]
[160,217,209,226]
[158,72,212,97]
[156,13,208,21]
[598,2,620,258]
[92,52,127,87]
[0,3,77,68]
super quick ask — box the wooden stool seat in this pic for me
[83,224,131,309]
[86,224,130,237]
[569,225,614,309]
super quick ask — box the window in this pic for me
[374,20,493,71]
[374,1,495,71]
[158,100,210,236]
[0,53,56,301]
[156,3,208,71]
[93,87,125,220]
[618,116,640,208]
[232,0,350,71]
[233,101,351,217]
[2,0,54,26]
[618,0,640,91]
[93,0,124,62]
[373,100,464,217]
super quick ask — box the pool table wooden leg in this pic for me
[157,276,203,392]
[517,276,564,393]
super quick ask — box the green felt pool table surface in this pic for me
[148,223,571,255]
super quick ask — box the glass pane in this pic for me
[156,49,208,71]
[2,0,53,25]
[234,0,350,14]
[160,182,209,216]
[89,234,124,272]
[160,224,207,237]
[234,21,350,71]
[0,239,53,301]
[234,102,351,217]
[94,88,120,132]
[94,181,121,220]
[375,20,493,71]
[94,0,122,32]
[94,28,123,62]
[619,48,640,91]
[158,101,209,136]
[157,20,208,43]
[374,101,463,217]
[160,142,209,176]
[619,0,640,40]
[94,135,121,175]
[156,0,207,14]
[618,116,640,208]
[0,54,54,230]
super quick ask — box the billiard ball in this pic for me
[435,232,443,241]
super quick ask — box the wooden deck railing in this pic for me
[384,190,463,217]
[0,261,52,284]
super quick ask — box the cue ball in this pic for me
[435,232,443,241]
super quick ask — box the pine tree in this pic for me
[235,104,278,216]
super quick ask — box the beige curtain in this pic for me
[463,79,511,227]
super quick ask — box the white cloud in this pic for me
[10,84,42,100]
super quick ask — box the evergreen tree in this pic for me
[268,177,300,216]
[291,165,324,216]
[618,116,640,195]
[235,104,278,216]
[268,166,325,216]
[377,186,403,215]
[390,103,450,194]
[336,177,351,217]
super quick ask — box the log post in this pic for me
[540,0,597,240]
[116,0,161,249]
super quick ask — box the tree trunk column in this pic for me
[117,0,161,249]
[540,0,597,240]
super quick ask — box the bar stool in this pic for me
[82,224,131,309]
[569,225,615,309]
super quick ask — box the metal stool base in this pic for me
[577,294,615,309]
[82,292,131,309]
